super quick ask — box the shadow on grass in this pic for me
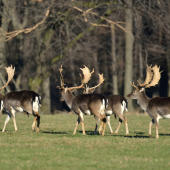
[42,131,67,134]
[114,131,150,138]
[78,130,99,136]
[159,133,170,136]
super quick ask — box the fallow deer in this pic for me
[58,65,108,135]
[0,66,41,132]
[127,65,166,138]
[83,74,129,135]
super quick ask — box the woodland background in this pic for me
[0,0,170,114]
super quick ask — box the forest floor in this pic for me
[0,113,170,170]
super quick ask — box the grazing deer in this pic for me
[83,74,129,135]
[0,66,41,132]
[127,65,165,138]
[58,65,108,135]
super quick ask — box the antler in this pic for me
[88,73,105,91]
[130,82,138,90]
[57,65,65,89]
[137,65,153,87]
[130,65,163,89]
[145,65,162,88]
[67,66,94,91]
[0,65,15,92]
[80,66,94,84]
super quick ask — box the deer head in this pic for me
[57,65,94,101]
[0,65,15,92]
[83,73,105,94]
[127,65,162,99]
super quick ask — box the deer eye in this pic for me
[133,91,136,94]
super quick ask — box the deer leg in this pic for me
[115,119,122,134]
[101,118,106,136]
[115,114,129,135]
[79,113,85,135]
[155,117,159,139]
[124,118,129,135]
[36,115,40,132]
[99,121,103,135]
[2,114,11,132]
[33,111,40,132]
[106,116,113,134]
[73,117,80,135]
[10,107,17,131]
[94,116,100,134]
[149,119,154,137]
[32,116,37,132]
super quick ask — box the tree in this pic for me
[124,0,134,112]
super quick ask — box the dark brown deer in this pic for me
[127,65,166,138]
[0,66,41,132]
[83,74,129,135]
[58,65,108,135]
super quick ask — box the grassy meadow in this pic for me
[0,113,170,170]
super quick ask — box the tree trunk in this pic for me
[111,24,118,94]
[124,0,134,113]
[65,22,78,96]
[0,1,10,94]
[32,28,54,114]
[93,50,101,93]
[167,43,170,96]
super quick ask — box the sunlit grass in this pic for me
[0,113,170,170]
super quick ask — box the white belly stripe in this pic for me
[106,110,113,115]
[163,114,170,119]
[84,110,91,115]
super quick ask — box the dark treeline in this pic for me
[0,0,170,114]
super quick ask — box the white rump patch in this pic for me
[33,96,39,112]
[122,101,128,112]
[84,110,91,115]
[100,99,105,115]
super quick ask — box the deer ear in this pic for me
[139,88,145,92]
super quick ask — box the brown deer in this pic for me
[127,65,166,138]
[83,74,129,135]
[0,66,41,132]
[58,65,108,135]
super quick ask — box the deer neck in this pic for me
[64,90,75,109]
[136,91,150,111]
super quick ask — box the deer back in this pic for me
[72,93,108,113]
[3,90,41,113]
[106,95,127,110]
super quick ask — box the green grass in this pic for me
[0,113,170,170]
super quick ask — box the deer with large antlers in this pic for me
[127,65,166,138]
[0,66,41,132]
[58,65,108,135]
[83,74,129,135]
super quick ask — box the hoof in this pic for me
[149,134,152,138]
